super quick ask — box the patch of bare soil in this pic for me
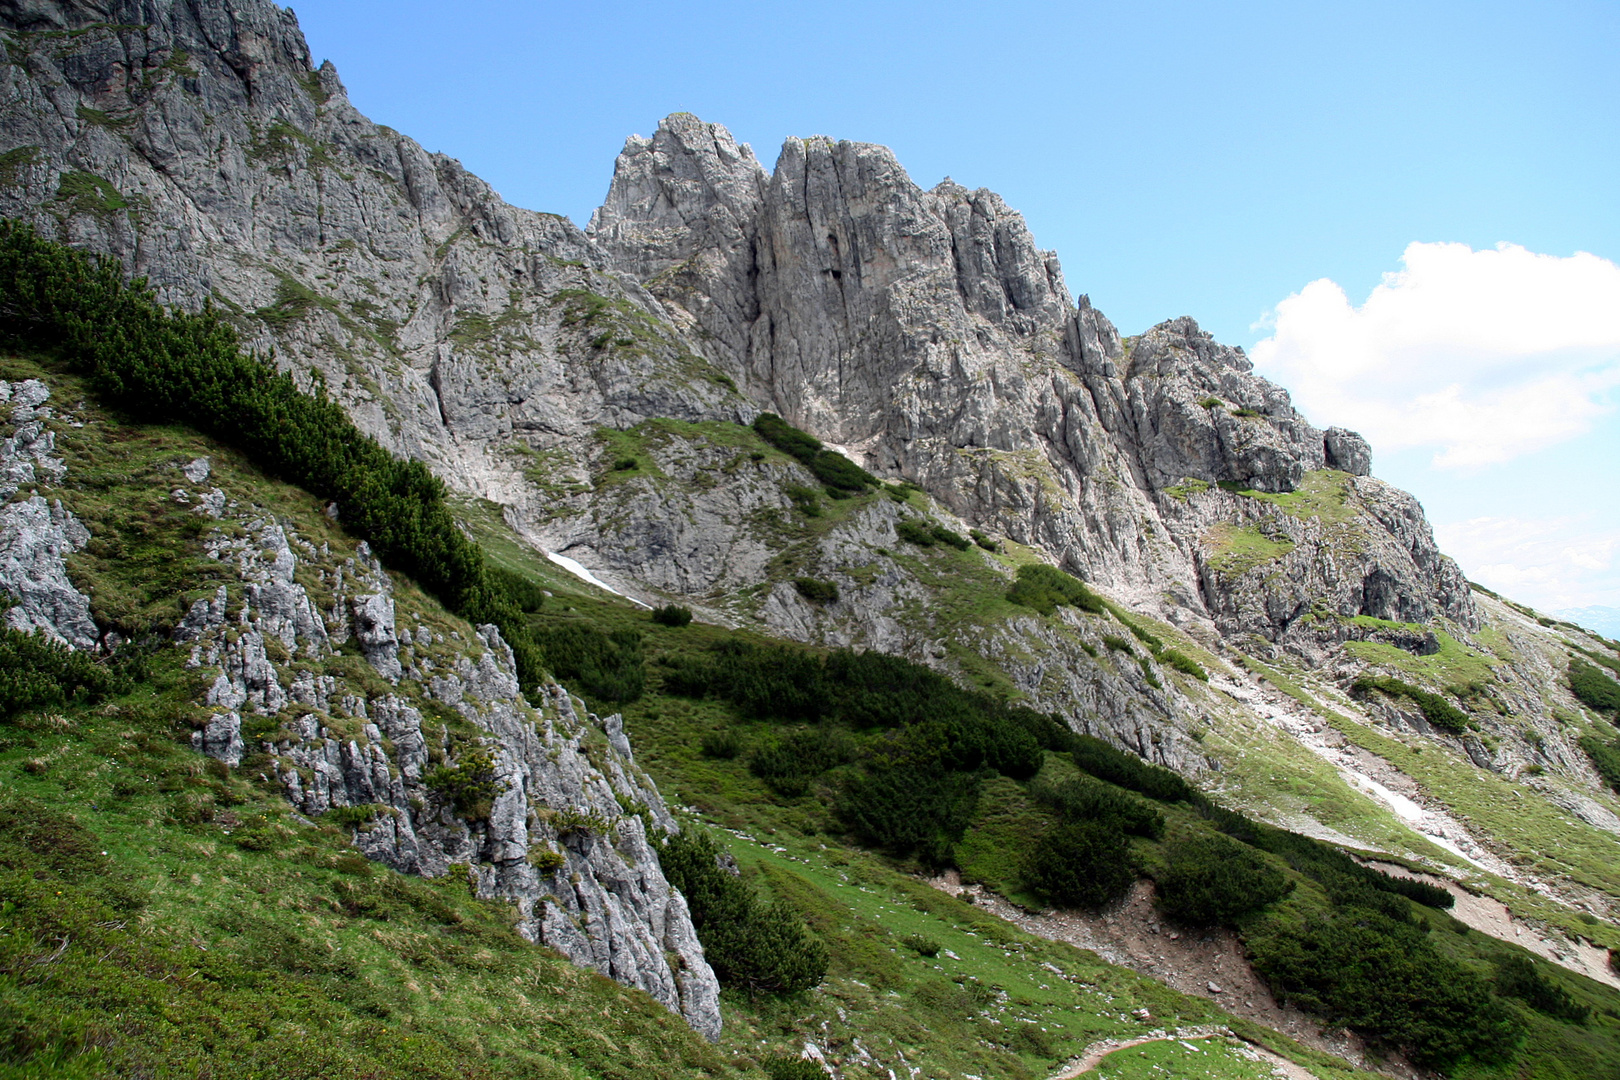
[927,873,1419,1080]
[1365,860,1620,989]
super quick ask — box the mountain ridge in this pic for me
[4,3,1620,1076]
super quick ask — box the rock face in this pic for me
[176,512,722,1041]
[587,115,1475,642]
[0,0,750,495]
[0,0,1473,651]
[0,379,96,648]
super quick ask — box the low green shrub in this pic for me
[782,482,821,517]
[1022,820,1134,909]
[486,566,546,613]
[1494,955,1590,1024]
[324,804,386,828]
[424,746,506,820]
[753,413,876,493]
[658,827,827,994]
[900,933,941,957]
[650,603,693,627]
[700,728,742,760]
[1101,634,1132,653]
[793,577,839,604]
[928,524,971,550]
[1005,563,1105,616]
[1580,734,1620,793]
[1069,735,1196,803]
[1352,674,1470,733]
[1120,619,1162,650]
[535,621,644,703]
[1247,905,1521,1068]
[837,762,980,867]
[969,529,998,552]
[1138,656,1161,688]
[0,625,136,720]
[1029,774,1164,839]
[762,1056,824,1080]
[750,728,855,796]
[1197,799,1453,909]
[895,519,936,547]
[1153,833,1293,925]
[1569,659,1620,713]
[1157,648,1209,681]
[526,847,566,873]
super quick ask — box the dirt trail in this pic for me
[1049,1028,1320,1079]
[929,874,1415,1079]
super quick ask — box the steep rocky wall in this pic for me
[587,114,1475,648]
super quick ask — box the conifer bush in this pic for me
[424,746,506,820]
[0,625,135,720]
[1153,832,1292,925]
[895,519,936,547]
[1569,659,1620,714]
[1005,563,1105,616]
[1022,820,1134,909]
[928,524,971,550]
[1351,674,1470,732]
[657,827,827,994]
[1029,774,1164,839]
[749,728,855,796]
[836,762,979,867]
[1246,905,1520,1068]
[1494,955,1590,1024]
[752,413,876,493]
[1580,734,1620,793]
[534,623,644,703]
[1069,735,1195,803]
[793,577,839,604]
[650,603,693,627]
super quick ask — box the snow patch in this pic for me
[545,551,652,608]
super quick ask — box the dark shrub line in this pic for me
[752,413,876,493]
[1352,674,1470,733]
[657,826,828,994]
[1569,659,1620,714]
[0,223,546,692]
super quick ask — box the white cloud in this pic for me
[1433,516,1620,611]
[1251,242,1620,467]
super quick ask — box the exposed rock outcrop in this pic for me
[0,379,96,648]
[586,114,1474,649]
[178,510,724,1040]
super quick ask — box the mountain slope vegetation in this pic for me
[3,4,1620,1079]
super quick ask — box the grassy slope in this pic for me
[529,583,1620,1080]
[0,356,737,1080]
[1243,655,1620,952]
[463,434,1620,1077]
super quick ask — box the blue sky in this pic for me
[289,0,1620,616]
